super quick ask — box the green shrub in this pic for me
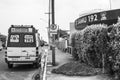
[71,23,120,69]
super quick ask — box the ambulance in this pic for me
[5,25,42,68]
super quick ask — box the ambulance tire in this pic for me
[8,63,13,69]
[34,63,40,68]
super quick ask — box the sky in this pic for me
[0,0,120,42]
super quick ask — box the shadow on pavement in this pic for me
[7,64,37,72]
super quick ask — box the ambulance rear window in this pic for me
[24,35,34,43]
[10,35,19,42]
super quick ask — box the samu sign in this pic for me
[75,9,120,30]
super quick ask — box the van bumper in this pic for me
[5,57,40,64]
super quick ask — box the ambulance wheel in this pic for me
[8,63,13,69]
[34,63,40,68]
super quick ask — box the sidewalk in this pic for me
[47,48,73,68]
[46,48,109,80]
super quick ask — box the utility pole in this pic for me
[45,0,51,45]
[109,0,112,9]
[48,0,51,45]
[51,0,56,66]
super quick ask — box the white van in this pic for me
[5,25,42,68]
